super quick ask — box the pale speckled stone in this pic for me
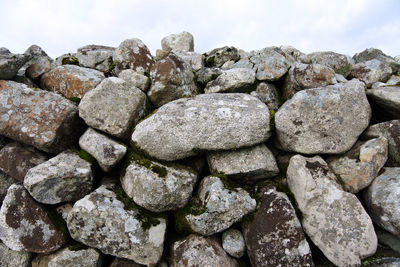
[76,44,115,73]
[301,51,354,77]
[222,229,245,258]
[161,31,194,52]
[250,82,280,111]
[249,47,290,81]
[24,150,93,205]
[204,68,255,93]
[0,241,32,267]
[350,59,392,87]
[132,93,271,161]
[118,69,150,92]
[32,247,100,267]
[79,128,127,172]
[67,185,166,265]
[275,80,371,154]
[367,86,400,118]
[280,45,306,63]
[172,50,204,71]
[287,155,377,267]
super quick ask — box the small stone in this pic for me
[118,69,150,92]
[0,184,66,253]
[79,128,127,172]
[24,150,93,204]
[222,229,245,258]
[250,82,280,111]
[76,44,115,73]
[195,67,222,86]
[41,65,105,99]
[353,48,400,72]
[23,45,53,79]
[301,51,354,77]
[54,53,78,67]
[207,143,279,184]
[0,171,14,203]
[250,47,290,81]
[0,48,28,80]
[31,247,101,267]
[79,77,147,139]
[367,86,400,118]
[204,68,255,94]
[280,45,306,63]
[155,49,169,61]
[172,50,204,71]
[350,59,392,87]
[205,46,240,67]
[335,73,348,83]
[386,75,400,86]
[56,203,73,222]
[0,241,32,267]
[161,31,194,52]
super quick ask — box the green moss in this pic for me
[175,197,207,235]
[32,87,40,91]
[68,97,81,104]
[62,56,79,66]
[78,149,96,164]
[353,151,360,160]
[205,56,215,66]
[211,172,241,192]
[336,64,352,76]
[46,209,70,242]
[108,62,116,73]
[269,110,276,130]
[150,164,168,178]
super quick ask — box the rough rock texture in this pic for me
[364,168,400,238]
[242,184,314,267]
[301,51,354,77]
[79,128,127,172]
[0,48,28,80]
[363,120,400,166]
[161,31,194,52]
[0,171,14,203]
[196,67,223,85]
[207,144,279,184]
[0,81,82,154]
[76,44,115,73]
[275,80,371,154]
[205,46,240,67]
[0,184,65,253]
[41,65,105,99]
[249,47,290,81]
[67,185,166,265]
[280,45,306,63]
[132,93,271,161]
[367,86,400,118]
[31,247,101,267]
[110,257,144,267]
[0,142,48,182]
[250,82,280,111]
[0,241,32,267]
[121,160,197,212]
[118,69,150,92]
[287,155,377,267]
[222,229,245,258]
[328,137,388,193]
[376,228,400,254]
[23,45,53,80]
[148,53,198,107]
[181,175,256,236]
[24,150,93,204]
[350,59,392,87]
[353,48,400,72]
[79,77,147,139]
[56,203,73,222]
[204,68,255,93]
[113,38,154,75]
[173,50,204,71]
[169,234,238,267]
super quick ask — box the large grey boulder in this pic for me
[207,144,279,184]
[79,77,147,139]
[275,80,371,154]
[24,150,93,204]
[0,48,28,80]
[121,160,197,212]
[222,229,245,258]
[0,81,82,154]
[242,184,314,267]
[161,31,194,52]
[132,93,271,161]
[350,59,392,87]
[301,51,354,77]
[0,241,32,267]
[367,86,400,118]
[287,155,377,267]
[364,168,400,238]
[67,185,166,265]
[76,44,115,73]
[31,247,101,267]
[204,68,255,93]
[0,184,66,253]
[249,47,290,81]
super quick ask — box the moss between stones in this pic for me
[269,110,276,130]
[353,151,361,161]
[78,149,96,165]
[174,197,207,235]
[46,208,70,242]
[62,56,79,66]
[108,62,116,73]
[211,172,241,192]
[68,97,81,104]
[205,55,215,67]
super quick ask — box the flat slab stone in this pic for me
[132,93,271,161]
[204,68,256,93]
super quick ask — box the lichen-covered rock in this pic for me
[118,69,150,92]
[79,128,127,172]
[280,45,306,63]
[121,160,197,212]
[0,171,14,203]
[249,47,290,81]
[0,81,82,154]
[79,77,147,139]
[301,51,354,77]
[179,175,256,236]
[161,31,194,52]
[54,53,78,67]
[205,46,240,67]
[0,48,28,80]
[76,44,115,73]
[41,65,105,99]
[350,59,392,87]
[250,82,280,111]
[287,155,377,267]
[23,45,53,79]
[222,229,245,258]
[0,184,66,253]
[275,80,371,154]
[353,48,400,72]
[195,67,223,85]
[169,234,238,267]
[204,68,255,93]
[31,247,101,267]
[113,38,154,75]
[207,144,279,184]
[0,241,32,267]
[148,52,198,107]
[0,142,48,182]
[173,50,204,71]
[282,62,337,100]
[24,150,93,204]
[132,93,271,161]
[67,185,166,265]
[242,184,314,267]
[367,86,400,118]
[328,137,388,193]
[364,168,400,238]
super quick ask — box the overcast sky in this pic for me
[1,0,399,59]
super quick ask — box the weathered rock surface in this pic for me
[79,128,127,172]
[0,241,32,267]
[205,46,240,67]
[0,81,82,153]
[122,160,197,212]
[376,228,400,254]
[328,137,388,193]
[161,31,194,52]
[79,77,147,139]
[113,38,154,75]
[275,80,371,154]
[23,45,53,80]
[204,68,255,93]
[222,229,245,258]
[67,185,166,265]
[353,48,400,72]
[31,247,101,267]
[173,50,204,71]
[132,93,271,161]
[367,86,400,118]
[301,51,354,77]
[24,150,93,204]
[0,171,14,203]
[350,59,392,87]
[169,234,237,267]
[0,48,28,80]
[250,82,280,111]
[242,184,314,267]
[0,142,48,182]
[41,65,105,99]
[76,44,115,73]
[148,53,198,107]
[249,47,290,81]
[180,175,256,236]
[118,69,150,92]
[207,144,279,184]
[195,67,222,85]
[280,45,306,63]
[0,184,65,253]
[364,168,400,238]
[287,155,377,267]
